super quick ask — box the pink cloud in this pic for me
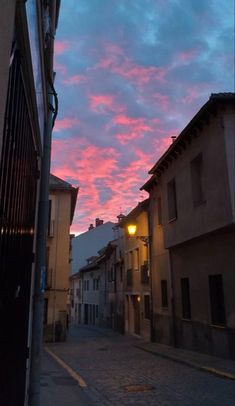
[62,75,86,85]
[113,115,153,131]
[89,94,125,113]
[113,115,161,144]
[152,93,169,111]
[94,42,167,86]
[54,117,80,132]
[55,40,71,55]
[51,136,155,234]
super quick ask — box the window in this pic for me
[144,295,150,319]
[136,248,140,270]
[93,278,99,290]
[161,280,168,307]
[140,262,149,283]
[43,299,48,324]
[126,269,133,286]
[209,275,226,325]
[181,278,191,319]
[167,178,177,221]
[130,251,133,269]
[157,197,162,225]
[96,305,99,318]
[87,280,89,291]
[191,153,204,206]
[120,266,123,282]
[89,305,92,322]
[47,199,52,236]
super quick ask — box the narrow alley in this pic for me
[41,326,235,406]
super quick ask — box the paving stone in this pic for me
[43,325,235,406]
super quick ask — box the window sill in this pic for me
[168,217,177,223]
[210,324,226,329]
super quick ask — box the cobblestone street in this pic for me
[41,325,235,405]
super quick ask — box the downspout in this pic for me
[147,206,155,342]
[28,77,58,406]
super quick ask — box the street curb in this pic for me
[135,345,235,382]
[44,346,87,387]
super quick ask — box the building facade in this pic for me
[147,93,235,358]
[44,174,78,342]
[120,200,152,341]
[71,220,116,274]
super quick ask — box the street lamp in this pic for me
[126,223,154,342]
[127,223,151,245]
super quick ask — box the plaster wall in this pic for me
[45,190,72,340]
[171,227,235,358]
[160,111,233,248]
[71,222,116,273]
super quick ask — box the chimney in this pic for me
[95,218,104,227]
[117,214,125,223]
[88,224,94,231]
[171,136,177,143]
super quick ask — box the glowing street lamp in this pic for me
[127,223,150,245]
[127,224,137,236]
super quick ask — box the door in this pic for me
[133,296,141,335]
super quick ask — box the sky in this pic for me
[51,0,234,235]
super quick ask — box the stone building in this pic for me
[143,93,235,358]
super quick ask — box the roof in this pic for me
[119,199,149,228]
[149,92,235,176]
[49,174,79,224]
[140,175,157,192]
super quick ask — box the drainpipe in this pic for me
[28,78,57,406]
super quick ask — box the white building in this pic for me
[71,220,116,274]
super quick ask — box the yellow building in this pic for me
[120,199,152,341]
[44,174,78,341]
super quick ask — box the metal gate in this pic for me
[0,49,39,405]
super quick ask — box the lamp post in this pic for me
[127,223,155,342]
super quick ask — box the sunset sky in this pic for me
[51,0,234,235]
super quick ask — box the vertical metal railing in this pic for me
[0,49,38,405]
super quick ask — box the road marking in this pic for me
[44,346,87,388]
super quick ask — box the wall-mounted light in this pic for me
[127,223,150,245]
[127,224,137,236]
